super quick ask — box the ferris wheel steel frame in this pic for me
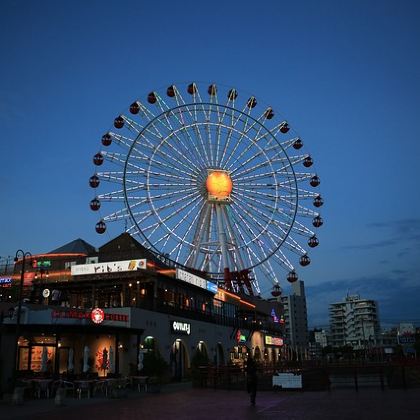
[90,82,324,296]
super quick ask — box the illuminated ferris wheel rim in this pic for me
[90,82,324,294]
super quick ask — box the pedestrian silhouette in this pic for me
[246,356,258,406]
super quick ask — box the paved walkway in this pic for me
[1,383,419,420]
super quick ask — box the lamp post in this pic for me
[12,250,31,390]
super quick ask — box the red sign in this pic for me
[91,308,105,324]
[51,308,128,323]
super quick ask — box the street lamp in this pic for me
[12,249,32,389]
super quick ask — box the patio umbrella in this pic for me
[137,351,144,371]
[83,345,90,373]
[109,346,114,374]
[41,347,48,373]
[68,348,74,372]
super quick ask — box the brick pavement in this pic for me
[1,383,419,420]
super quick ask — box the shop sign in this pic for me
[206,281,218,294]
[42,289,50,298]
[236,330,247,343]
[171,320,191,335]
[176,269,207,290]
[398,323,415,345]
[91,308,105,324]
[71,258,146,276]
[398,335,415,344]
[52,308,129,322]
[270,308,279,323]
[0,277,12,287]
[265,335,284,347]
[32,260,52,268]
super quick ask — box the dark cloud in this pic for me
[342,218,420,252]
[342,238,396,250]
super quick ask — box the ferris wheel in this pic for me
[89,82,323,296]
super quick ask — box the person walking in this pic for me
[246,355,258,406]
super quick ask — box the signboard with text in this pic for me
[170,320,191,335]
[71,259,146,276]
[265,335,284,347]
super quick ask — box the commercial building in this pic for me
[281,281,309,358]
[0,234,285,390]
[329,294,380,350]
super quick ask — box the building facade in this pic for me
[0,234,285,390]
[329,294,380,350]
[281,281,309,358]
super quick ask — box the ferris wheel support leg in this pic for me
[189,203,211,269]
[221,206,246,271]
[215,204,229,272]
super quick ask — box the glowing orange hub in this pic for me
[206,171,233,199]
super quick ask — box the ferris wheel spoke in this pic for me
[168,196,205,245]
[149,190,202,220]
[145,169,195,182]
[234,198,283,252]
[219,116,253,168]
[145,154,197,179]
[191,120,212,167]
[278,173,313,186]
[261,259,279,284]
[190,85,211,122]
[232,155,294,180]
[296,204,318,218]
[109,132,136,150]
[235,196,287,246]
[96,172,126,185]
[144,122,204,174]
[231,199,277,251]
[169,199,206,262]
[270,121,290,138]
[233,189,278,218]
[226,128,267,173]
[272,248,294,271]
[103,208,131,222]
[164,120,210,169]
[284,235,307,255]
[280,137,301,150]
[221,206,249,270]
[152,232,171,249]
[292,219,315,236]
[142,193,202,237]
[228,212,261,269]
[102,152,138,168]
[153,110,206,172]
[233,185,279,203]
[228,203,263,247]
[224,116,267,171]
[218,109,245,167]
[121,115,145,135]
[147,186,198,201]
[172,126,210,169]
[229,141,284,177]
[296,188,320,199]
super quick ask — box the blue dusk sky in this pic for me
[1,0,419,328]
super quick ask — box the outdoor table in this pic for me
[130,376,149,392]
[31,378,53,398]
[74,379,97,399]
